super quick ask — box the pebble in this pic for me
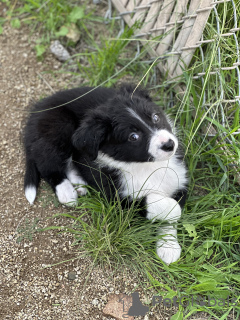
[68,271,76,280]
[92,298,99,306]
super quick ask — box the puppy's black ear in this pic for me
[72,112,111,161]
[119,84,152,101]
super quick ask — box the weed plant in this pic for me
[76,22,137,87]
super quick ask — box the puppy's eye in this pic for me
[152,114,160,123]
[128,133,139,142]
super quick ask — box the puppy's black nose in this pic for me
[161,139,175,152]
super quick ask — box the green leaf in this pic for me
[219,172,227,187]
[11,18,21,29]
[233,106,240,128]
[203,240,213,249]
[231,274,240,283]
[191,280,217,292]
[69,7,84,23]
[183,223,197,238]
[213,290,232,300]
[170,311,183,320]
[190,246,204,258]
[0,25,3,34]
[56,26,69,37]
[207,249,213,258]
[214,154,227,172]
[35,44,46,57]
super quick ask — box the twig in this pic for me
[37,71,55,94]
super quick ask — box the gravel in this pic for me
[0,7,211,319]
[0,22,145,320]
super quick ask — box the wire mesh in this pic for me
[104,0,240,179]
[106,0,239,104]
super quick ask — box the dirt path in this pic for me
[0,15,213,320]
[0,24,145,320]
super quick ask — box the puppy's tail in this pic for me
[24,158,40,205]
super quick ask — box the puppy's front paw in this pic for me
[67,167,87,196]
[76,185,88,196]
[156,239,181,265]
[56,179,78,206]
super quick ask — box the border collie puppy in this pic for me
[24,84,188,264]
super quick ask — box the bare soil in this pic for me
[0,6,211,320]
[0,21,136,320]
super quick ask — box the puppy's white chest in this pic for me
[97,153,187,199]
[119,158,187,198]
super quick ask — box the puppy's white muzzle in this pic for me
[148,129,178,161]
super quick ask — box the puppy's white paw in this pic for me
[67,169,87,196]
[56,179,78,206]
[156,239,181,265]
[76,186,87,196]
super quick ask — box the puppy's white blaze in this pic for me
[56,179,78,206]
[127,108,154,133]
[25,185,37,205]
[148,129,178,161]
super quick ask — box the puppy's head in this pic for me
[72,86,178,162]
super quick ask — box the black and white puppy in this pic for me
[24,84,188,264]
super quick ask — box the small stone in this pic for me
[103,294,134,320]
[50,40,72,62]
[68,271,76,280]
[92,298,99,306]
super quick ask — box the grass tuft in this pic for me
[57,188,163,271]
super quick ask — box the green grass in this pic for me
[76,22,138,87]
[16,217,41,243]
[0,0,99,57]
[5,0,240,318]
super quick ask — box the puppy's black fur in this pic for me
[24,85,177,196]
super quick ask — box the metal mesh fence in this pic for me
[105,1,239,103]
[103,0,240,178]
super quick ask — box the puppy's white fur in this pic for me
[67,160,88,196]
[148,129,178,161]
[146,194,181,264]
[25,185,37,205]
[55,179,78,206]
[127,108,154,133]
[157,226,181,265]
[96,152,187,264]
[96,152,187,199]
